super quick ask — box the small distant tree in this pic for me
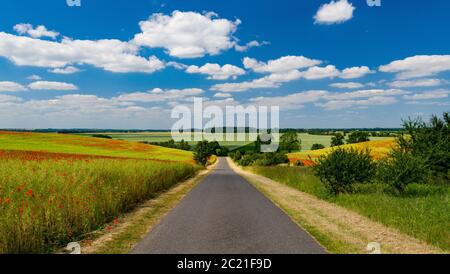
[193,141,212,166]
[331,133,345,147]
[179,140,191,151]
[279,132,301,153]
[311,144,325,151]
[347,131,370,144]
[207,141,221,155]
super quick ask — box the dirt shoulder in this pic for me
[80,165,215,254]
[227,158,446,254]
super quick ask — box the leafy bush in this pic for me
[279,132,301,152]
[229,150,242,162]
[145,139,191,151]
[347,131,370,144]
[397,112,450,178]
[311,144,325,150]
[314,148,375,195]
[236,152,289,167]
[331,133,345,147]
[377,149,430,193]
[194,141,228,165]
[193,141,212,165]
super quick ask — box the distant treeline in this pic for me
[281,128,402,136]
[141,139,192,151]
[0,127,402,135]
[0,129,171,134]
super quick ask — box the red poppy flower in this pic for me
[26,189,33,197]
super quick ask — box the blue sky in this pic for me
[0,0,449,129]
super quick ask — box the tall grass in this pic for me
[250,166,450,251]
[0,157,196,253]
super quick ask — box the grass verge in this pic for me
[81,166,213,254]
[227,159,447,254]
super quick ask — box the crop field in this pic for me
[0,131,193,163]
[81,132,253,151]
[288,139,396,165]
[0,132,198,253]
[82,132,393,152]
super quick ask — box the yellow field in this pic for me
[288,139,397,166]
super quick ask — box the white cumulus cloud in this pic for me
[340,66,374,79]
[243,56,321,73]
[14,23,59,39]
[330,82,365,89]
[115,88,204,102]
[28,81,78,91]
[0,81,28,92]
[133,11,250,58]
[300,65,341,80]
[186,63,245,80]
[403,89,450,101]
[379,55,450,79]
[49,66,81,74]
[314,0,355,25]
[0,32,165,74]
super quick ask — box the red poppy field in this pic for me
[0,133,197,253]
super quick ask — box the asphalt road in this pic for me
[131,157,326,254]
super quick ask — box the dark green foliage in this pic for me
[215,146,229,157]
[279,132,301,152]
[346,131,370,144]
[229,150,242,162]
[377,149,430,193]
[91,134,112,139]
[311,144,325,150]
[314,148,375,195]
[397,112,450,177]
[330,133,345,147]
[144,139,191,151]
[193,141,212,166]
[232,152,289,167]
[193,140,228,165]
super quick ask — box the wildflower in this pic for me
[113,218,119,225]
[5,198,11,204]
[17,184,26,192]
[106,226,113,231]
[58,204,64,209]
[26,189,33,197]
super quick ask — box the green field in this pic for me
[83,132,255,151]
[0,131,193,162]
[84,132,393,151]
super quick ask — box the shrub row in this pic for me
[314,113,449,195]
[229,151,289,167]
